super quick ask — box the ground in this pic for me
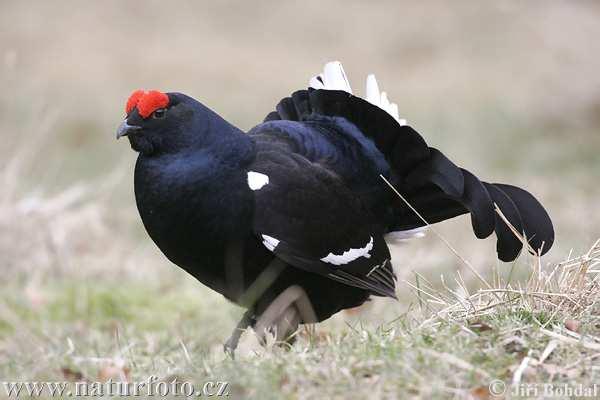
[1,2,600,399]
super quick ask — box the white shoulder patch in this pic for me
[320,236,374,266]
[309,61,407,125]
[261,234,280,252]
[247,171,269,191]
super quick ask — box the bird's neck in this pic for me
[204,109,253,158]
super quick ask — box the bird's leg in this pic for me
[253,285,317,348]
[271,305,301,346]
[223,309,253,358]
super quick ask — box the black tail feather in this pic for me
[291,90,311,118]
[493,183,555,256]
[267,89,432,175]
[265,88,555,261]
[483,182,525,261]
[405,148,464,198]
[460,169,496,239]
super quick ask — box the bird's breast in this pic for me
[133,155,254,270]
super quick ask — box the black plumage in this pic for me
[117,63,554,354]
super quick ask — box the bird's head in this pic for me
[117,89,210,156]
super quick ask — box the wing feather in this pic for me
[249,141,397,298]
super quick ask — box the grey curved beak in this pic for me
[116,120,142,139]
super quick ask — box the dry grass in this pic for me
[418,239,600,326]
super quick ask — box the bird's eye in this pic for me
[152,108,167,119]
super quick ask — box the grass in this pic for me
[2,244,600,399]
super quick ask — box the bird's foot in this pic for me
[223,339,237,359]
[223,309,253,359]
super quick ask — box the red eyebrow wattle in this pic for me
[126,89,145,115]
[125,89,169,118]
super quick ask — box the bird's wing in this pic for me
[247,146,396,299]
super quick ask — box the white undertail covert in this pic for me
[309,61,407,125]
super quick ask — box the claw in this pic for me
[223,309,253,359]
[223,341,236,359]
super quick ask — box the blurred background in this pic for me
[1,0,599,382]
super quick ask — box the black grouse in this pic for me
[117,61,554,354]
